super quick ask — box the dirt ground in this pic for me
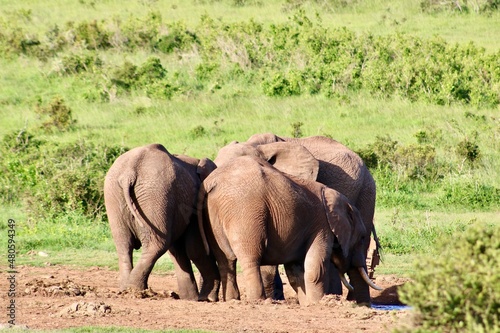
[2,264,413,332]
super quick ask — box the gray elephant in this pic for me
[198,154,381,305]
[104,143,220,301]
[215,134,379,304]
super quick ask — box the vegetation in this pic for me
[398,223,500,332]
[0,1,499,331]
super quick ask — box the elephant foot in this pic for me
[273,289,285,301]
[198,288,220,302]
[346,290,371,307]
[121,281,148,292]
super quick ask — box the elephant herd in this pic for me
[103,132,382,306]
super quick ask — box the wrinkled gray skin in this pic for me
[198,155,370,305]
[216,133,378,304]
[104,143,220,301]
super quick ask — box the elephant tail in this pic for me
[197,181,212,255]
[121,173,146,229]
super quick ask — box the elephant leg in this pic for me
[193,253,220,302]
[239,259,265,301]
[326,265,343,295]
[260,265,284,300]
[284,262,307,305]
[107,211,135,290]
[184,223,220,302]
[217,256,240,301]
[346,268,371,305]
[117,245,133,290]
[208,238,239,301]
[302,246,329,305]
[168,240,199,301]
[126,241,167,291]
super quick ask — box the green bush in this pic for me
[35,96,77,132]
[0,131,127,221]
[58,52,103,75]
[457,139,481,164]
[398,223,500,332]
[27,140,127,221]
[364,135,443,181]
[109,57,177,99]
[0,129,43,203]
[72,20,111,50]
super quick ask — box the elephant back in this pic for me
[287,136,365,203]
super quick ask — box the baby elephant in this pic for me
[198,155,381,305]
[104,143,220,301]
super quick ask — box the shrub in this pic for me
[290,121,304,138]
[398,223,500,332]
[27,140,127,221]
[366,136,446,180]
[57,52,103,75]
[262,73,301,96]
[153,21,198,54]
[457,138,481,164]
[72,20,111,49]
[1,128,43,153]
[118,11,162,50]
[190,125,206,138]
[0,130,127,221]
[110,61,138,91]
[109,57,177,99]
[35,96,77,132]
[0,129,43,203]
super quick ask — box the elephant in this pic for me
[197,154,382,305]
[215,133,379,304]
[104,143,220,301]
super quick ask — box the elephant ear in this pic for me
[197,158,217,181]
[256,142,319,181]
[321,187,360,258]
[246,132,284,146]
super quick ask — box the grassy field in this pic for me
[0,2,499,331]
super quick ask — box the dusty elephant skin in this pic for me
[243,133,379,304]
[198,155,379,306]
[103,143,220,301]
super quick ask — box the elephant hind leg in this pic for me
[260,265,284,300]
[284,262,307,305]
[126,240,168,291]
[168,240,199,301]
[239,259,266,301]
[216,254,240,301]
[108,216,136,290]
[116,243,134,291]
